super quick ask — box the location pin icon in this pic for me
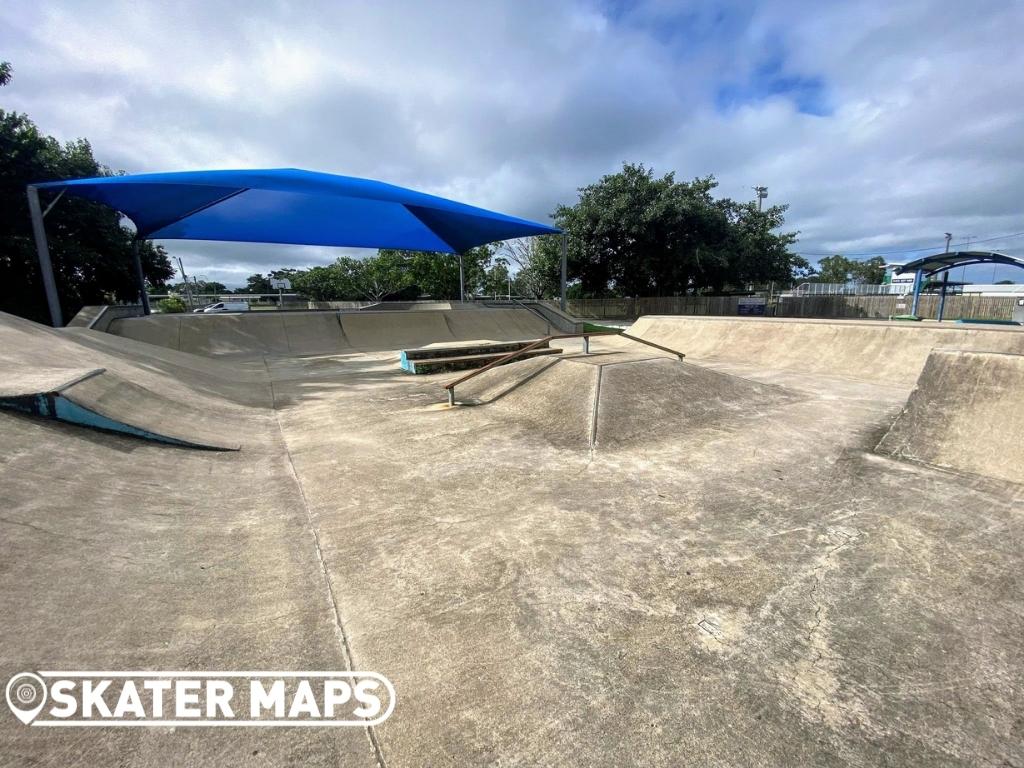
[6,673,47,725]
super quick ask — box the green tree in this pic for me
[500,236,561,298]
[172,280,226,295]
[482,257,511,298]
[402,250,458,299]
[345,251,412,302]
[813,255,885,284]
[157,296,187,313]
[291,264,358,301]
[245,273,273,293]
[397,245,494,300]
[554,162,804,296]
[0,108,174,323]
[0,62,11,87]
[702,200,804,290]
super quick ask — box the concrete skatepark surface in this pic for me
[1,308,1023,766]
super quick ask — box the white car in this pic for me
[194,301,250,313]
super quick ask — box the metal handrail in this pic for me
[443,331,685,406]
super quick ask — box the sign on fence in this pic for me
[737,297,767,316]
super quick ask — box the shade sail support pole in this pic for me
[910,267,923,317]
[27,185,63,327]
[937,270,949,322]
[132,240,151,315]
[458,252,465,303]
[560,234,567,312]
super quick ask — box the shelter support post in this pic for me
[132,240,151,315]
[910,267,923,317]
[26,185,63,327]
[458,253,465,304]
[937,271,949,322]
[560,234,567,312]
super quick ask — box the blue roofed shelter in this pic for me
[27,168,563,326]
[895,251,1024,320]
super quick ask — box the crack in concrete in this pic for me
[267,359,388,768]
[0,514,95,544]
[805,535,853,675]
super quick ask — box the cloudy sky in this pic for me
[3,0,1023,287]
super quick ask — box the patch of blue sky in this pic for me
[716,49,832,116]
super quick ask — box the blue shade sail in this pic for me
[35,168,560,252]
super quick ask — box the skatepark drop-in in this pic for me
[2,306,1024,766]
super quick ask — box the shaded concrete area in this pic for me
[1,310,1023,766]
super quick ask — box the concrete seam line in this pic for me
[589,356,664,368]
[335,312,352,346]
[589,365,603,450]
[266,359,388,768]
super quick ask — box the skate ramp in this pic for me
[111,312,295,356]
[0,366,239,450]
[628,316,1024,385]
[456,354,801,449]
[877,350,1024,483]
[283,312,352,355]
[340,310,454,350]
[0,311,272,440]
[107,307,550,357]
[444,307,551,341]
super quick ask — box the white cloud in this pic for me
[2,0,1023,286]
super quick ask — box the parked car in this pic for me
[193,301,250,313]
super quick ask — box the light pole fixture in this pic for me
[753,186,768,212]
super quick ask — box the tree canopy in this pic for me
[811,255,886,284]
[248,245,501,303]
[553,163,808,296]
[0,64,174,323]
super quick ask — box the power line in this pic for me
[795,230,1024,258]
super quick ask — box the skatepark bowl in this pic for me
[2,305,1023,767]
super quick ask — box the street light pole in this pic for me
[177,257,194,310]
[753,186,768,212]
[938,232,953,322]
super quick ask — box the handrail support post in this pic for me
[447,388,455,407]
[583,335,590,355]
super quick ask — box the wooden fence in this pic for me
[564,296,744,319]
[563,295,1020,322]
[776,294,1018,321]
